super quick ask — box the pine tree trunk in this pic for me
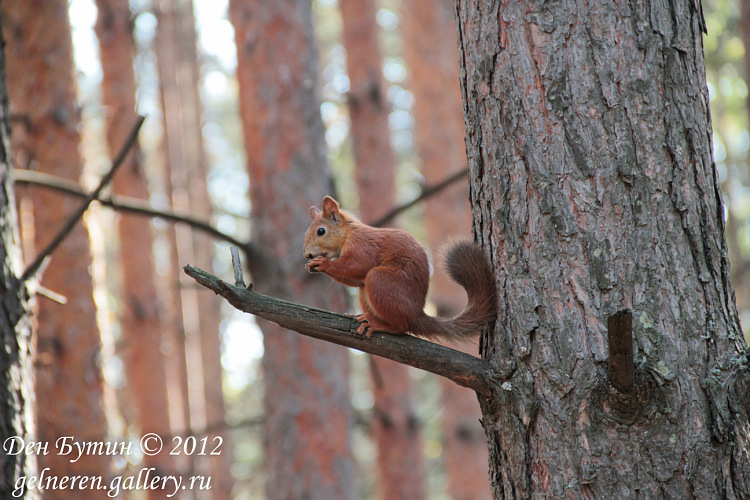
[455,0,750,497]
[400,0,493,497]
[152,0,234,495]
[3,0,109,495]
[0,17,37,498]
[93,0,177,491]
[339,0,428,498]
[153,1,199,486]
[230,1,357,498]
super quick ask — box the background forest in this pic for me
[2,0,749,498]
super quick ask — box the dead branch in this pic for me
[16,166,468,241]
[183,264,495,396]
[13,168,247,250]
[371,168,468,227]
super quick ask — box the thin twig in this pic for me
[21,116,146,281]
[171,414,265,439]
[33,283,68,304]
[16,163,468,285]
[230,246,246,288]
[371,168,468,227]
[15,166,468,268]
[14,168,248,250]
[183,263,495,396]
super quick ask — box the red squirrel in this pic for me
[303,196,496,340]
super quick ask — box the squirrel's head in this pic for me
[303,196,350,261]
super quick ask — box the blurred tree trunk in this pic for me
[737,0,750,341]
[339,0,427,498]
[152,0,234,496]
[3,0,109,496]
[0,18,37,499]
[743,0,750,137]
[400,0,492,498]
[229,1,357,499]
[153,0,197,485]
[93,0,176,493]
[456,0,750,497]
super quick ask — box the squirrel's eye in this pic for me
[317,227,326,236]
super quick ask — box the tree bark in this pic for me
[0,15,37,498]
[93,0,176,492]
[339,0,428,498]
[4,0,110,496]
[455,0,750,497]
[229,0,358,498]
[400,0,492,497]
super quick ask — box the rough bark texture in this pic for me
[4,0,110,496]
[400,0,492,498]
[93,0,176,491]
[455,0,750,498]
[0,19,37,498]
[229,1,357,498]
[339,0,427,498]
[152,0,234,496]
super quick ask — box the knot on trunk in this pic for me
[593,372,663,426]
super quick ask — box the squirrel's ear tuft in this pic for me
[322,196,341,221]
[309,206,322,219]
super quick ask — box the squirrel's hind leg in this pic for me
[354,289,399,337]
[357,267,423,335]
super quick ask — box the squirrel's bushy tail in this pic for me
[413,241,497,340]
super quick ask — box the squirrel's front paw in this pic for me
[306,256,328,273]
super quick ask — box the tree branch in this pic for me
[15,166,469,281]
[21,116,146,281]
[183,264,495,396]
[371,168,468,227]
[13,168,248,250]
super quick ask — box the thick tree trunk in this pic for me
[93,0,176,492]
[339,0,428,498]
[455,0,750,498]
[3,1,110,496]
[0,19,37,498]
[400,0,492,497]
[230,1,357,499]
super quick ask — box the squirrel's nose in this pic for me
[306,253,314,259]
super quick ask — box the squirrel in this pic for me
[303,196,497,340]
